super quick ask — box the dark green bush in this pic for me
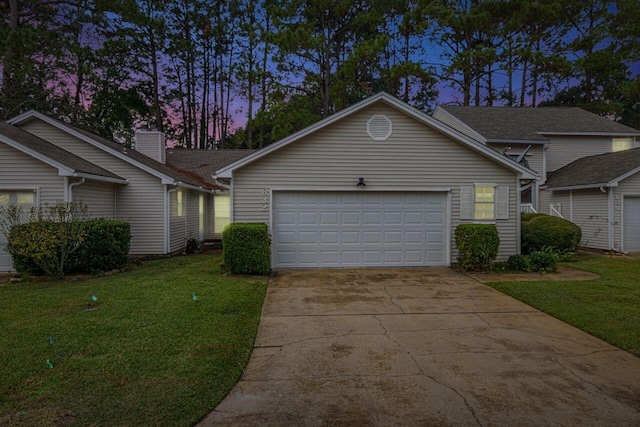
[522,214,581,254]
[529,246,559,273]
[68,220,131,273]
[222,223,271,275]
[507,254,530,272]
[521,212,548,223]
[454,224,500,271]
[8,219,130,276]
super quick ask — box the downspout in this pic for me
[166,185,179,254]
[68,178,85,202]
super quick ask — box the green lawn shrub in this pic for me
[455,223,500,271]
[68,220,131,273]
[529,246,559,273]
[507,253,530,272]
[521,212,548,223]
[522,214,581,254]
[222,223,271,275]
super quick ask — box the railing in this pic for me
[549,203,564,218]
[520,203,537,213]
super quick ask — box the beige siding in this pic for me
[549,189,609,250]
[72,180,116,219]
[186,189,199,241]
[488,143,544,176]
[233,103,521,261]
[169,188,202,252]
[204,194,219,240]
[546,136,614,172]
[614,173,640,251]
[20,120,166,254]
[0,142,65,203]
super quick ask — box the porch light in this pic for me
[357,178,366,187]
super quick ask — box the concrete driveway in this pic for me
[199,268,640,426]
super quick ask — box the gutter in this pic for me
[68,178,85,201]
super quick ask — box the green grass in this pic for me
[0,252,269,426]
[487,254,640,357]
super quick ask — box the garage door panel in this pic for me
[273,192,448,267]
[624,197,640,252]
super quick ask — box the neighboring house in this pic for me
[544,148,640,253]
[215,92,535,268]
[0,111,252,271]
[433,105,640,252]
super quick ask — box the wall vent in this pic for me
[367,115,392,141]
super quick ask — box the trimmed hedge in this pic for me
[521,212,548,223]
[8,219,131,275]
[222,223,271,275]
[69,220,131,273]
[522,214,581,254]
[455,223,500,271]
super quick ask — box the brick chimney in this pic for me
[135,129,166,164]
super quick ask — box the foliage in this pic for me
[487,254,640,356]
[454,224,500,272]
[0,203,89,279]
[222,223,271,275]
[506,254,530,272]
[528,246,559,273]
[0,252,269,425]
[521,214,582,254]
[69,220,131,274]
[521,212,548,223]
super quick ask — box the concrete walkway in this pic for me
[199,268,640,426]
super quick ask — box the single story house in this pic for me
[0,110,252,271]
[215,92,535,268]
[543,148,640,253]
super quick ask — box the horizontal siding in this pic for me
[72,180,115,219]
[615,173,640,252]
[20,120,166,254]
[170,189,185,252]
[204,194,217,240]
[0,142,65,204]
[488,143,543,178]
[566,189,609,250]
[186,189,199,241]
[233,102,521,261]
[546,136,613,172]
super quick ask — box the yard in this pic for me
[0,252,268,426]
[487,254,640,357]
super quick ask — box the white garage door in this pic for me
[273,191,448,268]
[624,197,640,252]
[0,190,37,271]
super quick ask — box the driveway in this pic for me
[199,268,640,426]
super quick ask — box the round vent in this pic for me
[367,115,392,141]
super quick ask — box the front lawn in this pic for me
[487,254,640,357]
[0,252,269,426]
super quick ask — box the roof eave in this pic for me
[486,138,548,144]
[0,133,76,176]
[538,131,640,137]
[548,182,615,192]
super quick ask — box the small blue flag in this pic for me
[91,295,98,302]
[49,336,54,345]
[192,294,198,301]
[46,359,54,369]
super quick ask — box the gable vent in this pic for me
[367,115,392,141]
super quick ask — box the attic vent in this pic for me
[367,115,392,141]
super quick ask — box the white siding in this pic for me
[615,173,640,252]
[0,142,65,203]
[19,120,166,254]
[546,136,614,172]
[169,188,201,252]
[204,194,217,240]
[232,103,521,261]
[72,180,116,219]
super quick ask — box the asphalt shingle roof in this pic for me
[0,122,125,181]
[165,149,255,186]
[546,147,640,189]
[440,106,640,142]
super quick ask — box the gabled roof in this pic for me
[7,111,222,191]
[166,149,255,186]
[0,122,127,183]
[437,106,640,143]
[546,148,640,191]
[216,92,536,179]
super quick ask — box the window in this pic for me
[612,138,633,152]
[460,185,509,220]
[214,194,230,234]
[0,190,36,208]
[176,189,183,217]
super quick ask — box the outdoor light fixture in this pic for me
[357,177,366,187]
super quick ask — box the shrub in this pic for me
[529,246,559,273]
[521,212,547,223]
[222,223,271,275]
[522,214,582,254]
[454,224,500,271]
[507,254,530,272]
[68,220,131,273]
